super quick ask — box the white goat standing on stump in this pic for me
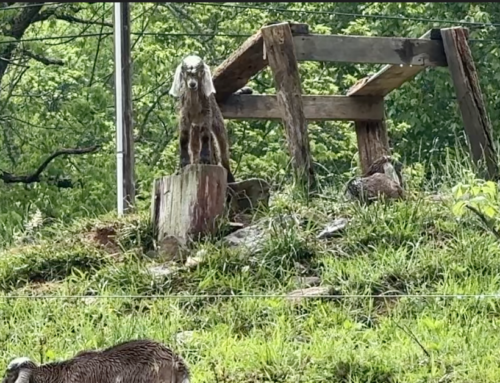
[169,54,235,183]
[2,339,190,383]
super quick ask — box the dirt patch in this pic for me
[83,225,121,256]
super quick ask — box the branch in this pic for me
[0,145,100,184]
[33,7,112,27]
[22,49,63,65]
[0,2,45,82]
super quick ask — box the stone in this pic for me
[224,224,266,251]
[294,276,321,287]
[148,265,174,279]
[317,218,349,239]
[287,286,331,304]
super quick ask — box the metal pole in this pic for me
[114,2,124,216]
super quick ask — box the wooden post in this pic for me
[354,120,390,175]
[114,2,135,214]
[261,22,315,190]
[441,27,498,180]
[151,165,227,245]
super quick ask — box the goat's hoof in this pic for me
[200,158,211,165]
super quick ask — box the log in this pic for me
[212,22,309,103]
[261,22,315,190]
[219,94,384,121]
[293,34,447,66]
[151,165,227,245]
[441,27,498,180]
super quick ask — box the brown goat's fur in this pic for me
[345,155,405,203]
[171,55,235,183]
[2,339,189,383]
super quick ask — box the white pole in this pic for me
[114,2,124,216]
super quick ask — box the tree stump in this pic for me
[227,178,271,216]
[151,164,227,246]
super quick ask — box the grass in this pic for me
[2,164,500,382]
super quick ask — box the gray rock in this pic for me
[317,218,349,239]
[148,265,174,279]
[294,276,321,287]
[224,224,266,250]
[287,286,332,304]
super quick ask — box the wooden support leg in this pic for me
[355,120,390,175]
[261,22,315,190]
[441,27,498,180]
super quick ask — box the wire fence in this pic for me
[0,294,499,300]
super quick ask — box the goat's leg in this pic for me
[179,117,191,169]
[189,125,202,164]
[211,125,235,183]
[199,125,212,165]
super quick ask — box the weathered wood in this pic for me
[261,22,315,189]
[218,94,384,121]
[294,34,447,66]
[227,178,271,216]
[151,165,228,245]
[441,27,498,180]
[355,120,390,174]
[347,29,443,97]
[212,22,309,103]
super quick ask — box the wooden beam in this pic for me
[294,34,447,66]
[441,27,498,180]
[212,22,309,103]
[218,94,384,121]
[261,22,315,189]
[347,29,442,97]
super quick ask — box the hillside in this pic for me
[2,178,500,383]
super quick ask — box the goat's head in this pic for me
[2,357,37,383]
[169,55,216,98]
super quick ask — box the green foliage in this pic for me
[1,2,499,240]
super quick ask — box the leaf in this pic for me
[452,201,467,217]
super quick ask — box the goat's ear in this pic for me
[202,63,216,97]
[169,64,183,98]
[14,369,31,383]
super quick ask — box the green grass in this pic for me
[3,170,500,382]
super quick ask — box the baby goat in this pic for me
[2,339,190,383]
[169,54,235,183]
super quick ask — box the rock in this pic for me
[154,236,186,262]
[224,224,266,250]
[287,286,331,304]
[185,256,203,268]
[175,331,194,344]
[294,276,321,287]
[148,265,174,279]
[317,218,349,239]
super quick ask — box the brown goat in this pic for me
[2,339,190,383]
[169,54,235,183]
